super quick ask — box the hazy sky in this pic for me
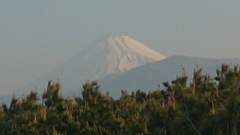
[1,1,240,95]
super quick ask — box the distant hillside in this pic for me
[2,55,240,104]
[99,56,240,98]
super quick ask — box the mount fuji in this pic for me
[14,35,166,97]
[2,35,240,103]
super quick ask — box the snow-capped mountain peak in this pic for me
[107,35,165,61]
[90,35,166,78]
[16,35,166,97]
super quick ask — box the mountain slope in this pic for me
[14,35,166,97]
[78,35,166,79]
[99,56,240,98]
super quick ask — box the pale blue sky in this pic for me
[1,1,240,95]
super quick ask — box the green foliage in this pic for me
[1,64,240,134]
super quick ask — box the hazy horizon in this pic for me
[1,1,240,95]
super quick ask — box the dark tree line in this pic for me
[1,64,240,135]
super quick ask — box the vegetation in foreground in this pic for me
[1,64,240,135]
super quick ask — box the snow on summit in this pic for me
[91,35,166,78]
[108,35,165,61]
